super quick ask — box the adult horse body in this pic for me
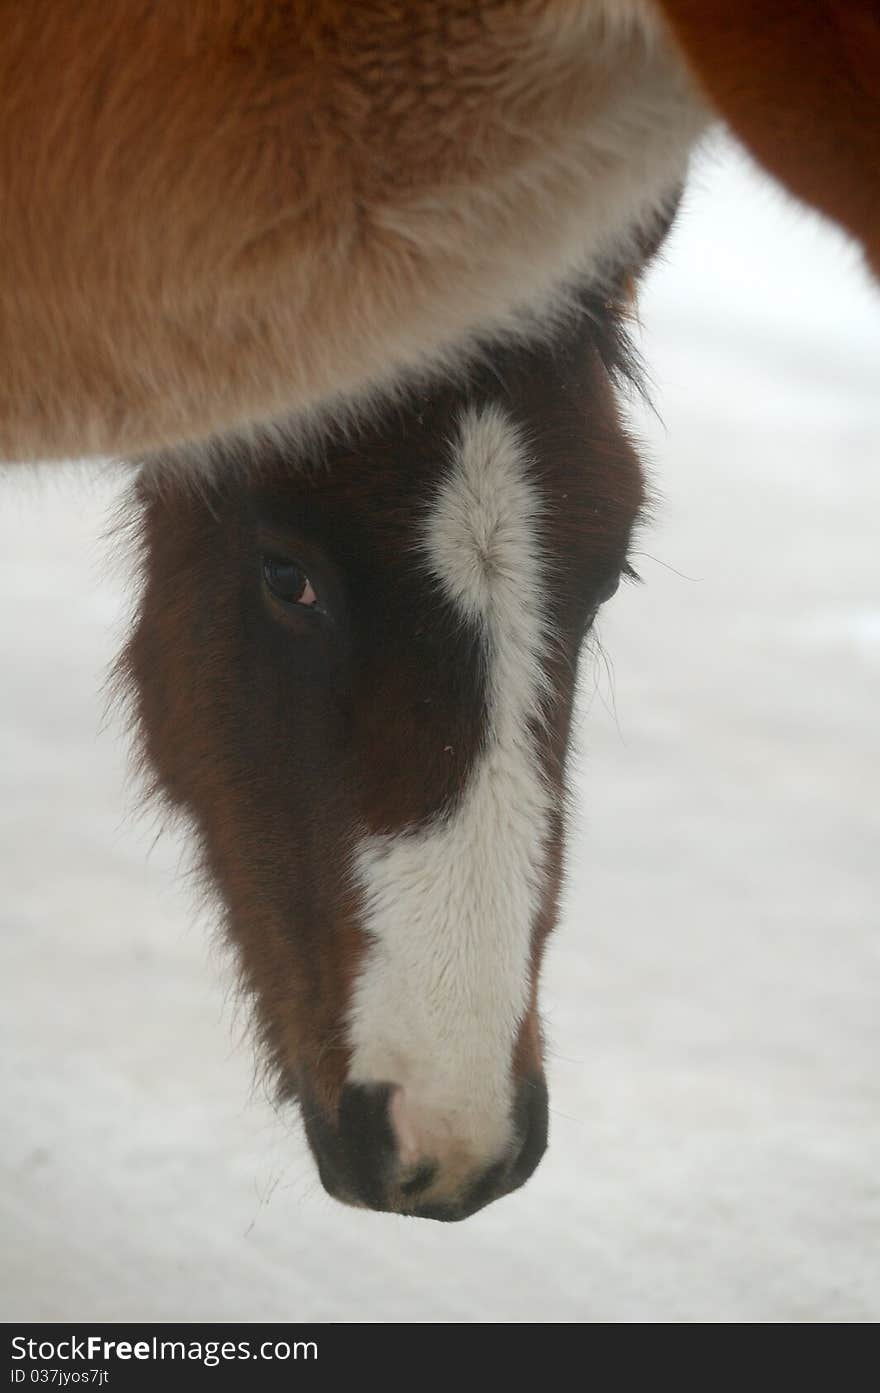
[1,3,877,470]
[0,1,703,463]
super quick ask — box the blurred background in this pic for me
[1,134,878,1322]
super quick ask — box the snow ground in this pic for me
[1,138,878,1323]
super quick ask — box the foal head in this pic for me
[120,287,647,1221]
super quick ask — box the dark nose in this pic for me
[302,1075,549,1221]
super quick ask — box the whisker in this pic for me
[628,550,702,583]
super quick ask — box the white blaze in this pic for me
[346,405,554,1171]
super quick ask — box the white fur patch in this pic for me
[346,406,553,1178]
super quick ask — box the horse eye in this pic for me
[262,555,318,607]
[595,572,621,606]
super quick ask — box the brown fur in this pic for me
[0,4,875,470]
[114,265,648,1215]
[0,1,701,462]
[655,0,880,275]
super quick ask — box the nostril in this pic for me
[457,1159,508,1217]
[507,1074,549,1192]
[336,1081,398,1210]
[399,1160,438,1198]
[302,1094,353,1202]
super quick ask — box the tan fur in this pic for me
[0,1,704,462]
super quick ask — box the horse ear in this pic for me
[623,189,683,307]
[635,190,684,276]
[599,188,682,323]
[653,0,880,278]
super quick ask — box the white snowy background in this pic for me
[2,136,878,1322]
